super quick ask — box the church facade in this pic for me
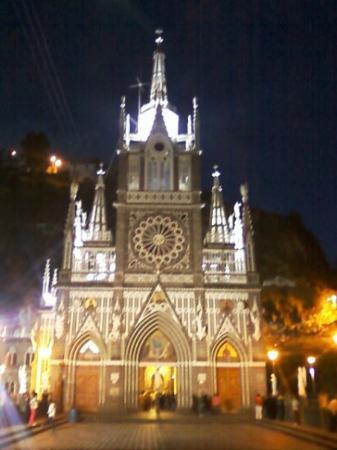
[33,36,265,412]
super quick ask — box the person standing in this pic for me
[291,395,300,425]
[47,397,56,429]
[28,391,38,426]
[255,393,263,420]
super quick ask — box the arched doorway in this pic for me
[216,342,242,411]
[74,339,100,412]
[138,330,177,410]
[124,312,192,409]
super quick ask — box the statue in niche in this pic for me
[249,308,261,341]
[151,368,164,391]
[109,299,122,342]
[195,300,206,341]
[55,300,65,340]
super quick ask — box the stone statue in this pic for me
[151,368,164,391]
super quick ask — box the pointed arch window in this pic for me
[216,342,240,362]
[128,155,140,191]
[145,139,173,191]
[24,347,34,366]
[6,347,17,367]
[178,156,190,191]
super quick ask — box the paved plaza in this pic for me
[6,420,329,450]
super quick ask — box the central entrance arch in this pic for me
[124,312,192,409]
[138,330,177,410]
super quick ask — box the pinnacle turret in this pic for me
[150,29,167,105]
[204,165,229,245]
[87,164,111,242]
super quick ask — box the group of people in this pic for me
[139,391,177,411]
[0,388,56,428]
[254,393,300,423]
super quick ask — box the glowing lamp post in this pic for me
[307,356,316,396]
[328,295,337,309]
[333,333,337,345]
[267,350,279,396]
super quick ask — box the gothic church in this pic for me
[33,35,265,412]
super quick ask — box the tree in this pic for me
[20,132,50,172]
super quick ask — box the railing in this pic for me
[202,248,247,284]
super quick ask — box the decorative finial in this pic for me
[70,182,79,201]
[120,96,126,109]
[97,162,105,176]
[212,165,220,178]
[155,28,163,46]
[193,96,198,110]
[240,182,249,203]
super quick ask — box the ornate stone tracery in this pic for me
[132,215,186,268]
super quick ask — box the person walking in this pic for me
[28,391,38,426]
[46,397,56,430]
[291,395,300,425]
[255,393,263,420]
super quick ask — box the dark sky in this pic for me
[1,0,336,263]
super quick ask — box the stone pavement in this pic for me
[5,418,330,450]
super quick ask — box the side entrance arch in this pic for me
[215,341,242,411]
[74,340,100,412]
[65,333,106,413]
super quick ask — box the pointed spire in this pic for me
[150,104,168,136]
[118,96,126,147]
[87,164,111,241]
[150,29,168,104]
[205,165,229,245]
[64,182,78,234]
[240,182,256,271]
[42,259,50,298]
[52,268,58,288]
[193,97,200,150]
[240,182,254,235]
[186,114,193,149]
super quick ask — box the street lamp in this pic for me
[307,356,316,396]
[328,295,337,309]
[333,333,337,345]
[267,350,279,396]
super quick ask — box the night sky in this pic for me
[1,1,336,263]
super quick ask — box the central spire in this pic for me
[150,29,168,104]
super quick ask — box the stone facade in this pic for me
[32,35,265,412]
[0,308,34,396]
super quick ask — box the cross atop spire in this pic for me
[204,165,229,245]
[150,29,168,104]
[155,28,163,46]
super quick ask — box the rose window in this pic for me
[132,215,186,267]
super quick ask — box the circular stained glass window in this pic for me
[132,215,186,267]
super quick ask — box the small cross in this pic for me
[97,163,105,176]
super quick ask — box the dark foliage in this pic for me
[20,131,50,172]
